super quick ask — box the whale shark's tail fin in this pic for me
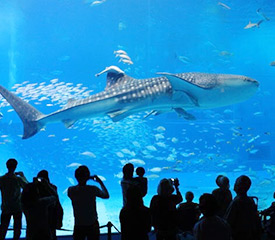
[0,85,45,139]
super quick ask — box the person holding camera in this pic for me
[67,165,109,240]
[150,178,183,240]
[21,175,58,240]
[0,158,28,240]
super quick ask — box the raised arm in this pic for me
[91,175,109,199]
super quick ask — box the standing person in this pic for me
[121,163,136,206]
[193,193,231,240]
[212,175,232,218]
[225,175,262,240]
[68,165,109,240]
[150,178,183,240]
[0,158,28,240]
[21,177,57,240]
[120,185,151,240]
[134,167,148,197]
[37,170,63,240]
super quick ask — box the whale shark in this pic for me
[0,66,259,139]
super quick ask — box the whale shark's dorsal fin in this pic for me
[95,66,136,90]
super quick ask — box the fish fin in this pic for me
[143,110,165,119]
[174,108,196,120]
[0,85,45,139]
[62,119,77,128]
[95,66,137,90]
[107,109,131,122]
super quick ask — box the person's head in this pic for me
[125,185,143,208]
[6,158,18,173]
[216,175,230,190]
[122,163,134,180]
[136,167,145,177]
[37,170,49,183]
[234,175,251,195]
[157,178,174,196]
[185,191,194,202]
[75,165,90,184]
[199,193,218,217]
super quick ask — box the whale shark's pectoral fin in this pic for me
[62,119,77,128]
[107,109,131,122]
[174,108,196,120]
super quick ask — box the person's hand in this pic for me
[173,178,179,187]
[15,171,24,177]
[90,175,101,182]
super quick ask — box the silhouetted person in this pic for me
[150,178,183,240]
[225,175,262,240]
[261,192,275,239]
[193,193,231,240]
[0,158,28,240]
[68,165,109,240]
[134,167,148,197]
[177,191,200,233]
[37,170,63,240]
[21,177,58,240]
[121,163,136,206]
[120,185,151,240]
[212,175,232,218]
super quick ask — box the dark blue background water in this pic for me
[0,0,274,236]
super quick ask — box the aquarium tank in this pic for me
[0,0,274,237]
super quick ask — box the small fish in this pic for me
[249,149,259,154]
[114,50,127,55]
[66,163,82,168]
[80,151,96,158]
[132,141,141,148]
[90,0,106,6]
[244,20,264,29]
[116,152,124,158]
[146,145,157,151]
[62,138,70,141]
[116,53,131,61]
[218,2,231,10]
[248,135,260,143]
[156,126,166,132]
[128,159,145,165]
[219,51,233,56]
[0,112,3,119]
[147,174,160,179]
[149,167,162,173]
[66,177,75,185]
[119,58,133,65]
[270,61,275,66]
[171,137,178,143]
[177,55,190,64]
[257,8,270,21]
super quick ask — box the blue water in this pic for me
[0,0,275,237]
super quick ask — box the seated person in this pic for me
[177,191,200,233]
[193,193,231,240]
